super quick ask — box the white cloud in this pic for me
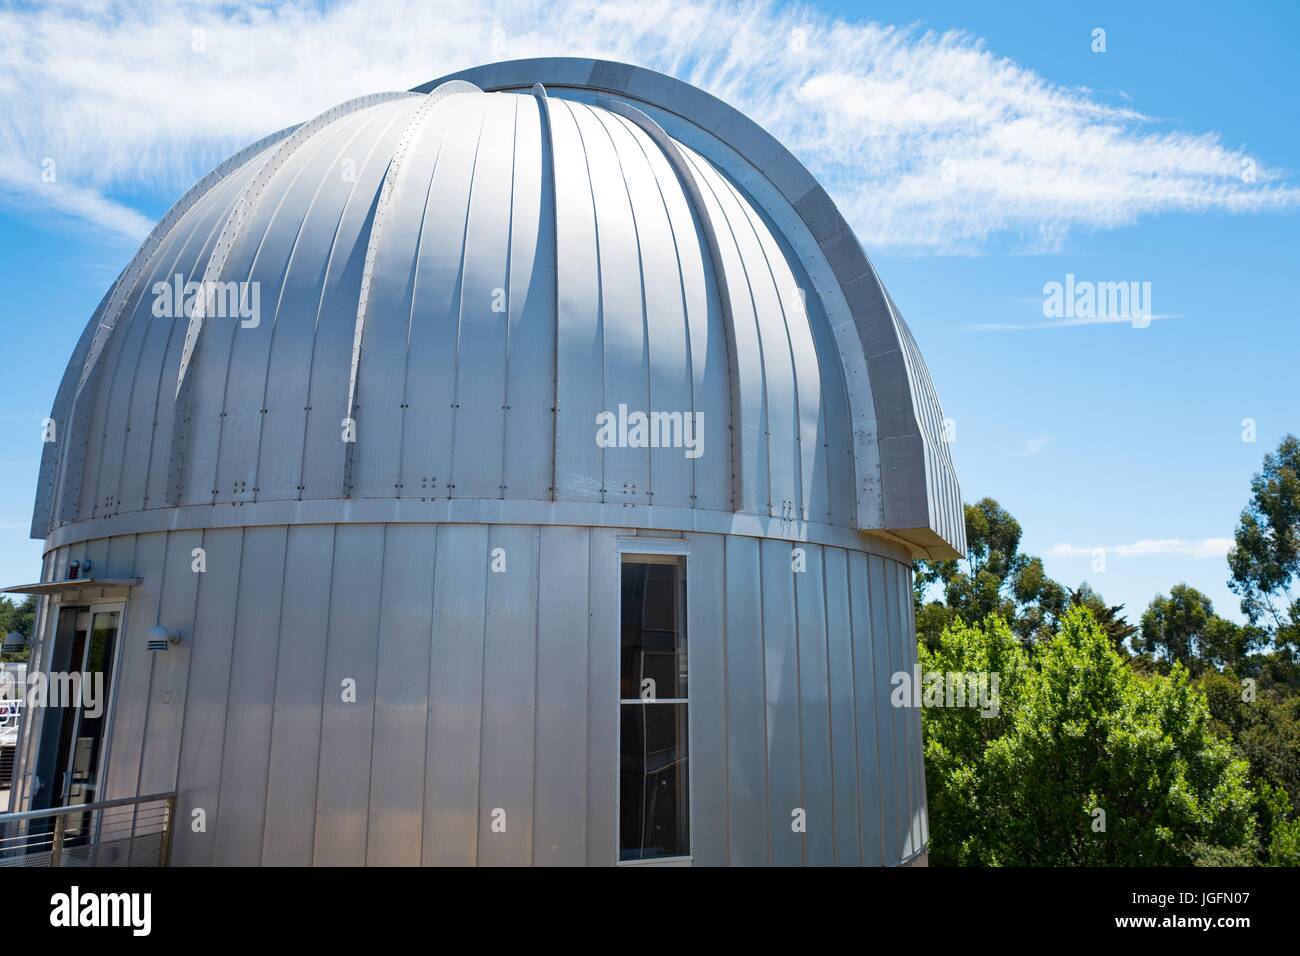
[1049,538,1233,560]
[964,314,1182,332]
[1019,435,1052,456]
[0,0,1295,250]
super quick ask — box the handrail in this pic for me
[0,791,176,868]
[0,791,177,823]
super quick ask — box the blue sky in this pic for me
[0,0,1296,626]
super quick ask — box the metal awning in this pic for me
[1,578,141,596]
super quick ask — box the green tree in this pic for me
[915,498,1068,648]
[1228,434,1300,672]
[0,595,36,662]
[1070,583,1138,653]
[1197,668,1300,864]
[922,607,1256,865]
[1138,584,1261,674]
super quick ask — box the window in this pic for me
[619,554,690,862]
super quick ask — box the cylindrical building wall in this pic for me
[16,523,926,866]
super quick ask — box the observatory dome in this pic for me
[17,59,964,868]
[34,60,962,560]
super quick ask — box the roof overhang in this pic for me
[2,578,141,596]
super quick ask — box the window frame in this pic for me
[614,537,694,867]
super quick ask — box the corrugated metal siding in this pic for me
[24,525,924,866]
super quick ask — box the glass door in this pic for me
[61,606,121,811]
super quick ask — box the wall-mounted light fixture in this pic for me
[146,626,180,652]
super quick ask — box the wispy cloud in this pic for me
[964,314,1182,332]
[1018,435,1052,456]
[1049,538,1233,559]
[0,0,1295,250]
[0,155,153,240]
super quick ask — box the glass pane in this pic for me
[65,610,119,814]
[620,702,689,860]
[620,558,687,700]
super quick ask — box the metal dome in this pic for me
[33,58,963,561]
[13,58,968,868]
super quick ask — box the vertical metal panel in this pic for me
[848,549,883,865]
[795,543,834,865]
[140,170,264,513]
[222,107,414,507]
[366,524,436,865]
[173,527,242,865]
[81,239,183,519]
[685,532,727,865]
[295,105,418,501]
[896,559,925,855]
[822,546,862,865]
[101,533,165,800]
[261,524,335,865]
[422,524,488,865]
[177,112,369,507]
[585,527,618,865]
[90,157,259,518]
[799,265,856,528]
[54,144,280,528]
[119,168,261,515]
[868,553,902,863]
[344,91,470,498]
[548,100,603,501]
[477,525,539,865]
[626,113,734,513]
[692,153,799,519]
[212,526,287,865]
[532,525,589,864]
[396,97,484,503]
[501,93,555,500]
[13,549,60,806]
[74,214,193,519]
[33,287,114,536]
[680,147,769,514]
[348,102,458,500]
[314,524,387,865]
[573,102,651,509]
[903,562,929,852]
[595,99,739,514]
[732,188,826,525]
[448,95,516,500]
[759,538,802,865]
[724,534,766,865]
[600,112,695,509]
[80,536,111,576]
[889,558,916,860]
[137,530,203,794]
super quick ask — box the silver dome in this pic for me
[34,58,962,560]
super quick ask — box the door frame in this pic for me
[48,599,128,809]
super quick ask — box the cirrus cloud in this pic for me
[0,0,1295,251]
[1049,538,1234,560]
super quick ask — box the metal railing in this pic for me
[0,792,175,867]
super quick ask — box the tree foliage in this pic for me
[915,498,1068,648]
[1138,584,1263,674]
[1228,434,1300,666]
[0,595,35,663]
[922,607,1256,866]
